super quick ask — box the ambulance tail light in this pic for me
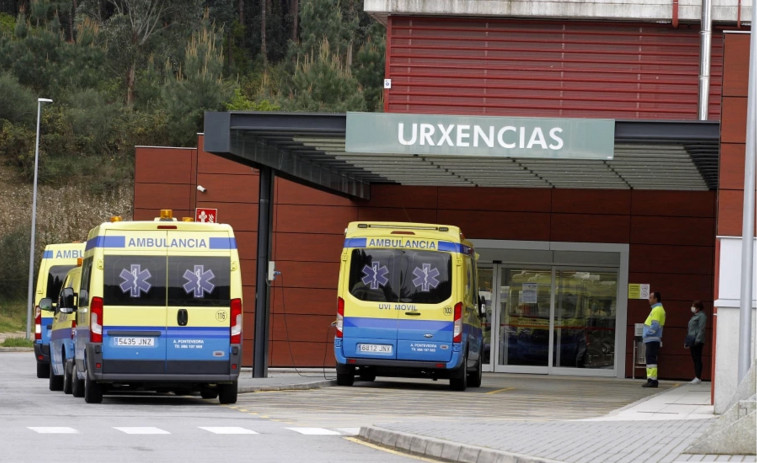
[230,298,242,344]
[453,302,463,343]
[335,297,344,338]
[71,319,76,339]
[34,306,42,341]
[90,297,103,343]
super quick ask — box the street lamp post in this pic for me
[25,98,53,340]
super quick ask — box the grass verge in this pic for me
[0,298,28,332]
[1,337,33,347]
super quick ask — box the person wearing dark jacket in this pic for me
[685,300,707,384]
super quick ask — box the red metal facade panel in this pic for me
[385,17,723,119]
[718,34,750,236]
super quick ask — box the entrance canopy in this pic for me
[203,112,719,200]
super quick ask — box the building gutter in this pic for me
[698,0,713,120]
[672,0,679,27]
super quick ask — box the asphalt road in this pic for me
[0,351,425,463]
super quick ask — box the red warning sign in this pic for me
[195,208,218,223]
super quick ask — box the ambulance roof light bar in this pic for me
[156,209,178,222]
[356,223,449,232]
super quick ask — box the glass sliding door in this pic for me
[499,268,552,369]
[553,270,617,369]
[478,264,619,373]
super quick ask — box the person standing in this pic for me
[685,300,707,384]
[642,291,666,388]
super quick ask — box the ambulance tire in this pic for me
[218,381,238,404]
[467,352,483,388]
[449,349,468,391]
[49,369,64,391]
[71,368,85,398]
[37,362,49,379]
[63,359,74,394]
[84,371,103,403]
[336,364,354,386]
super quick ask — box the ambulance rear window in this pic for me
[103,256,230,306]
[348,249,452,304]
[168,256,230,306]
[46,265,75,299]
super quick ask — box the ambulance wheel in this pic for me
[84,372,103,403]
[71,368,84,398]
[468,353,483,388]
[336,364,354,386]
[63,359,74,394]
[49,369,64,391]
[218,381,237,404]
[449,351,468,391]
[200,386,218,399]
[37,362,49,379]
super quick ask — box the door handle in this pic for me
[177,309,188,326]
[405,312,421,316]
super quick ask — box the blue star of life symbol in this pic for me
[412,263,440,292]
[361,262,389,290]
[119,264,152,297]
[183,265,216,298]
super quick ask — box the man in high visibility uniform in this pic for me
[642,291,666,388]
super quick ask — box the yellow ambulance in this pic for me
[334,222,484,390]
[44,261,82,393]
[71,210,243,404]
[33,242,85,378]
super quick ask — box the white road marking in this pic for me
[28,427,78,434]
[337,427,361,436]
[286,427,342,435]
[199,426,259,434]
[114,427,170,435]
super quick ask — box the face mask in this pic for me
[691,307,697,313]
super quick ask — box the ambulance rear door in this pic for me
[395,249,455,362]
[101,230,169,375]
[164,230,233,375]
[341,247,401,360]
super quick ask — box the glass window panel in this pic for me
[348,249,451,304]
[554,270,616,369]
[500,269,551,367]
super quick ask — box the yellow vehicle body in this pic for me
[48,265,82,392]
[334,221,484,391]
[72,211,243,403]
[33,242,85,378]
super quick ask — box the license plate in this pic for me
[358,343,392,353]
[115,337,155,347]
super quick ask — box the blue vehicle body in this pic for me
[334,222,484,391]
[33,243,85,379]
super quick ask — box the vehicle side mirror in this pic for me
[39,298,53,312]
[478,295,486,318]
[59,287,77,313]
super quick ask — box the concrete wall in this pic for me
[365,0,749,23]
[714,237,757,413]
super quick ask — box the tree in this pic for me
[78,0,203,106]
[280,37,365,112]
[161,15,232,146]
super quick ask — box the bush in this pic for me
[0,226,30,300]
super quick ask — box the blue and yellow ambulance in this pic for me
[334,222,484,390]
[44,261,82,393]
[33,242,85,378]
[71,210,243,403]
